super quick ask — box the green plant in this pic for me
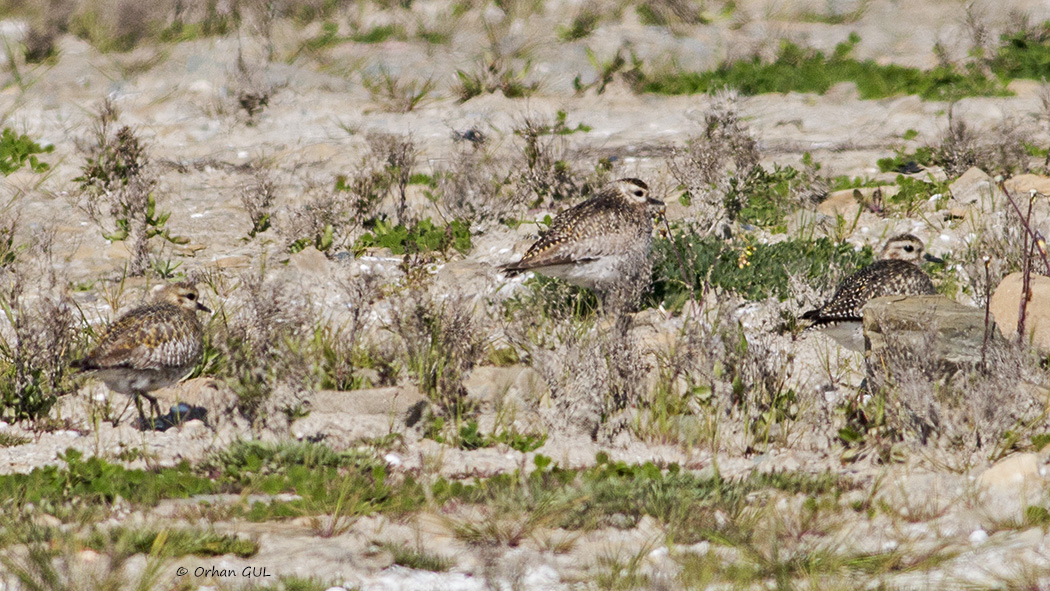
[0,128,52,175]
[989,23,1050,81]
[877,147,935,173]
[85,527,258,558]
[517,109,592,136]
[636,0,709,27]
[390,293,484,415]
[455,24,539,102]
[362,69,436,113]
[641,34,1008,101]
[558,7,600,41]
[455,58,538,101]
[74,103,186,275]
[0,432,30,447]
[354,218,472,256]
[425,418,546,452]
[648,234,875,308]
[382,542,454,571]
[352,24,405,44]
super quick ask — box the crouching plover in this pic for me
[802,234,941,351]
[73,282,211,428]
[501,178,665,294]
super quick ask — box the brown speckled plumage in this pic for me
[802,259,936,323]
[803,234,938,324]
[74,282,210,427]
[501,178,664,290]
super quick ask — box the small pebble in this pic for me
[969,529,989,544]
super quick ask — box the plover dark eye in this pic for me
[633,190,644,197]
[187,293,197,300]
[903,245,914,252]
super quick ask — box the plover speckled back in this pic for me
[501,178,665,292]
[73,282,211,427]
[802,234,940,350]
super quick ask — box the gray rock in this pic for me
[863,294,993,380]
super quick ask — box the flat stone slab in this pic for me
[863,294,992,374]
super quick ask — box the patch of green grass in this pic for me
[247,576,336,591]
[635,3,709,27]
[648,234,875,307]
[0,128,52,176]
[641,34,1008,101]
[383,542,454,571]
[302,20,343,51]
[1024,505,1050,528]
[829,175,882,191]
[512,110,592,136]
[1033,433,1050,451]
[354,218,472,256]
[455,60,539,101]
[1024,142,1049,159]
[876,146,934,173]
[86,527,258,558]
[0,449,215,508]
[558,9,600,41]
[424,418,546,452]
[501,273,602,322]
[0,432,30,447]
[989,24,1050,81]
[352,24,405,44]
[442,453,856,544]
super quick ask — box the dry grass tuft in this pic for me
[239,164,279,240]
[669,92,759,234]
[214,266,320,430]
[72,99,183,276]
[434,139,523,230]
[515,309,648,442]
[865,323,1049,460]
[388,290,486,415]
[0,228,77,422]
[934,106,1030,177]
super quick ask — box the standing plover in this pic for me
[73,282,211,428]
[501,178,665,292]
[802,234,941,351]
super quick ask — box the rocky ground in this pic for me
[1,0,1050,589]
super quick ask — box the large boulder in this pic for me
[863,294,990,373]
[989,272,1050,354]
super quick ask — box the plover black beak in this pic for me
[923,253,944,264]
[197,302,212,313]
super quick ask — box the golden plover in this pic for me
[802,234,941,351]
[73,282,211,428]
[501,178,665,291]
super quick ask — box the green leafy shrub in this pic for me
[0,129,52,176]
[354,218,472,256]
[648,234,875,306]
